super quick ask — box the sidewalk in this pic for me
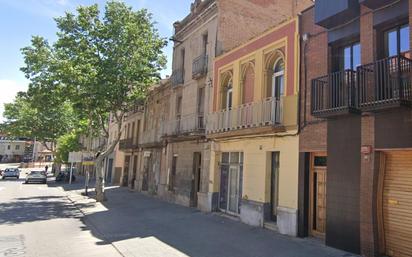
[57,182,359,257]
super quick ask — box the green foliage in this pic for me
[2,92,77,149]
[53,1,167,137]
[54,131,82,164]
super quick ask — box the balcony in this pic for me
[119,138,136,151]
[192,54,208,79]
[359,0,395,9]
[207,97,283,134]
[311,70,359,118]
[139,126,164,147]
[315,0,359,29]
[358,55,412,111]
[163,113,205,137]
[171,69,184,87]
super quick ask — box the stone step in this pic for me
[264,221,278,232]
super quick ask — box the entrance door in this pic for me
[270,152,280,221]
[380,151,412,257]
[123,156,130,187]
[106,158,113,185]
[219,152,243,215]
[191,152,201,207]
[309,154,327,238]
[131,155,138,189]
[142,156,150,191]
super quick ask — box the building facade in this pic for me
[207,18,303,236]
[299,1,412,256]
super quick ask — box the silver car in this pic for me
[25,171,47,184]
[1,168,20,179]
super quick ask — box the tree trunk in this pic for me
[95,155,106,202]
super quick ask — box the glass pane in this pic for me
[240,152,244,163]
[400,25,410,53]
[228,166,239,213]
[230,152,239,164]
[344,46,352,70]
[274,59,284,73]
[222,152,229,164]
[386,29,398,57]
[227,91,232,109]
[314,156,327,167]
[274,75,284,99]
[219,164,229,210]
[353,43,361,69]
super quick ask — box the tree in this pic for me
[54,131,82,164]
[2,91,77,155]
[27,1,166,201]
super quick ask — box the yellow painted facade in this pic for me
[210,134,299,209]
[208,19,300,233]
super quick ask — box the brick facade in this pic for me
[300,1,412,256]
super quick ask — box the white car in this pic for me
[1,168,20,179]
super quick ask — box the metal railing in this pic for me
[311,69,357,116]
[118,138,135,150]
[163,113,205,136]
[192,54,208,79]
[206,97,283,133]
[171,69,184,87]
[358,55,412,109]
[140,123,164,145]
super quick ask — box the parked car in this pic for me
[1,168,20,179]
[25,171,47,184]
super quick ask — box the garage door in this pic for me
[383,151,412,257]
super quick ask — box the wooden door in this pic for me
[381,151,412,257]
[191,152,201,207]
[310,154,327,238]
[270,152,280,221]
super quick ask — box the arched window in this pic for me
[224,78,233,110]
[272,58,285,100]
[220,72,233,110]
[242,64,255,104]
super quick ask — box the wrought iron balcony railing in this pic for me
[311,70,358,117]
[192,54,208,79]
[207,97,283,134]
[357,55,412,111]
[171,69,184,87]
[119,138,136,151]
[163,113,205,137]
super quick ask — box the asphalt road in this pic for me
[0,163,358,257]
[0,164,122,257]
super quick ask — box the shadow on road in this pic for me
[0,195,94,225]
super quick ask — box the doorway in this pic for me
[219,152,243,215]
[191,152,202,207]
[142,155,150,191]
[309,153,327,238]
[131,155,138,190]
[123,156,130,187]
[106,158,113,185]
[270,152,280,222]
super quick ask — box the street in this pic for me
[0,164,122,257]
[0,164,357,257]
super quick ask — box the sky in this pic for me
[0,0,192,121]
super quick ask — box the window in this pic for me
[202,33,208,56]
[384,24,410,58]
[333,42,361,71]
[15,145,20,150]
[169,156,178,191]
[131,122,135,141]
[176,96,182,117]
[223,79,233,110]
[272,58,285,100]
[7,145,10,150]
[181,48,185,82]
